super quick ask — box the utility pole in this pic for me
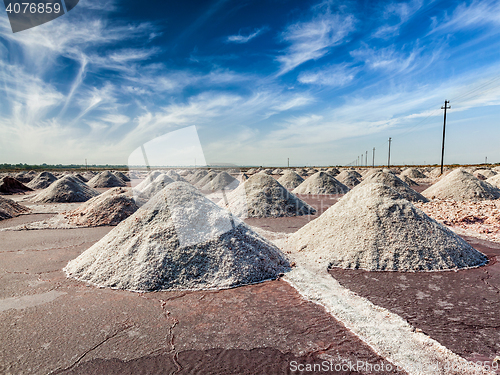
[440,100,451,175]
[372,148,375,167]
[365,151,368,167]
[387,138,392,168]
[85,159,87,171]
[361,154,363,167]
[485,156,487,164]
[287,158,289,168]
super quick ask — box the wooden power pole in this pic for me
[372,148,375,167]
[387,138,392,168]
[440,100,451,175]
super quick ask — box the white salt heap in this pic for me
[64,182,289,291]
[195,171,218,189]
[64,187,138,226]
[355,171,428,202]
[31,176,100,203]
[423,168,500,201]
[87,171,126,188]
[27,171,57,189]
[486,174,500,189]
[185,169,207,184]
[277,170,304,190]
[223,174,315,218]
[473,169,496,180]
[336,173,361,188]
[201,171,239,191]
[113,171,130,182]
[0,196,30,220]
[166,170,187,182]
[286,183,488,271]
[292,171,350,195]
[133,171,162,192]
[401,175,418,186]
[139,174,175,200]
[401,168,427,179]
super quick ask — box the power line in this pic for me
[440,100,451,174]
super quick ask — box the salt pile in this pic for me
[402,175,418,186]
[133,171,162,192]
[0,196,30,220]
[27,171,57,189]
[73,173,88,183]
[327,168,340,176]
[139,174,175,199]
[224,174,315,218]
[166,170,187,182]
[201,171,239,192]
[337,170,362,180]
[355,171,428,202]
[292,171,349,195]
[64,182,290,291]
[486,174,500,189]
[401,168,427,179]
[246,168,259,174]
[473,169,496,180]
[0,177,33,195]
[287,183,488,271]
[277,170,304,190]
[87,171,126,188]
[272,168,283,175]
[113,171,130,182]
[185,169,208,185]
[14,172,34,183]
[423,168,500,201]
[429,167,450,178]
[64,187,138,227]
[31,176,100,203]
[194,171,218,189]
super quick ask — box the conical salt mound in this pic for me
[277,170,304,190]
[64,187,138,226]
[87,171,126,188]
[31,176,100,203]
[139,174,175,199]
[133,171,162,192]
[195,171,218,189]
[401,168,427,179]
[0,177,33,195]
[336,174,361,188]
[73,173,88,183]
[292,172,349,195]
[486,174,500,189]
[402,175,418,186]
[166,170,187,183]
[287,183,488,271]
[355,171,428,202]
[0,196,30,220]
[64,182,290,291]
[113,171,130,182]
[223,174,316,218]
[429,167,450,178]
[336,170,361,181]
[423,168,500,201]
[14,172,33,183]
[186,169,207,184]
[327,168,340,177]
[201,171,239,191]
[27,171,57,189]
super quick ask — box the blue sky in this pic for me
[0,0,499,166]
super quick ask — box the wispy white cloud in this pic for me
[350,44,418,72]
[298,63,359,86]
[429,0,500,34]
[276,8,355,75]
[226,27,268,43]
[372,0,423,39]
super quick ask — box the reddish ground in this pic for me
[0,214,399,375]
[329,236,500,368]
